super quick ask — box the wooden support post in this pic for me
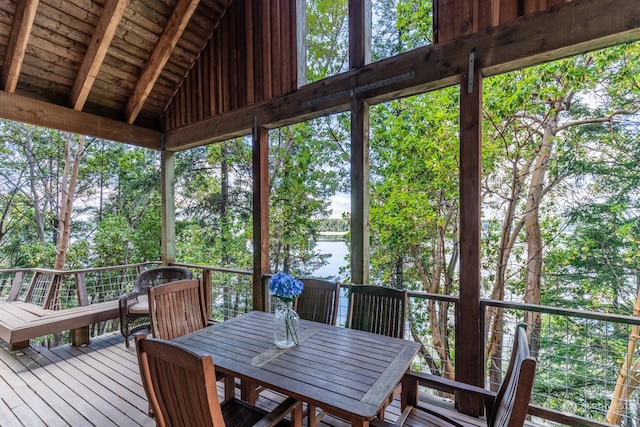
[73,271,91,346]
[349,0,371,69]
[10,340,29,350]
[161,147,176,265]
[295,0,306,88]
[349,0,371,285]
[456,67,483,415]
[71,327,91,346]
[253,125,269,311]
[350,100,370,285]
[7,271,24,302]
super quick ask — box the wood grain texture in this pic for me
[165,0,640,150]
[174,310,420,424]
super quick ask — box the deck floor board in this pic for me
[0,331,409,427]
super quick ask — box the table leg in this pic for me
[291,401,304,427]
[240,379,259,404]
[308,404,326,427]
[349,417,369,427]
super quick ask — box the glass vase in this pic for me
[273,299,300,349]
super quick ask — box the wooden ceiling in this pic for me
[1,0,639,152]
[0,0,232,147]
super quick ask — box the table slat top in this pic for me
[174,310,420,421]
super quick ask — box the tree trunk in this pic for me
[221,142,230,265]
[411,242,455,379]
[53,133,85,271]
[486,151,530,390]
[23,129,46,242]
[606,284,640,425]
[523,124,554,355]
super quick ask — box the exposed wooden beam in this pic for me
[69,0,128,111]
[124,0,201,124]
[457,69,483,416]
[1,0,39,92]
[161,149,176,263]
[252,125,270,312]
[349,0,371,285]
[164,0,640,151]
[0,91,162,149]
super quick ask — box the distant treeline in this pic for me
[316,218,349,232]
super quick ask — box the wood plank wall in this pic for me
[162,0,298,132]
[435,0,572,43]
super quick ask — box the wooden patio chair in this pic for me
[294,277,340,325]
[372,324,537,427]
[119,265,193,347]
[148,278,209,341]
[346,284,408,339]
[135,334,303,427]
[148,278,234,404]
[343,285,408,422]
[245,276,341,409]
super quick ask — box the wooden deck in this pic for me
[0,332,407,426]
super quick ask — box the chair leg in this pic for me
[241,379,259,404]
[223,375,235,402]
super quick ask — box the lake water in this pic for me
[310,238,350,324]
[311,239,349,280]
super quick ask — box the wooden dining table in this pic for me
[173,310,421,427]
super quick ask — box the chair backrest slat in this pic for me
[489,323,537,427]
[346,285,407,339]
[149,279,208,341]
[136,335,224,427]
[294,278,340,325]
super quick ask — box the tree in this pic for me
[53,133,85,270]
[482,44,640,394]
[268,122,346,275]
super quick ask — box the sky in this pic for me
[329,193,351,218]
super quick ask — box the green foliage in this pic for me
[18,242,57,268]
[315,218,349,232]
[369,89,460,290]
[306,0,349,82]
[269,121,346,275]
[93,215,132,266]
[373,0,432,60]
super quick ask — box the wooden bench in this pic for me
[0,300,120,349]
[0,270,123,349]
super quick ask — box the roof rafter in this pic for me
[124,0,201,124]
[0,91,162,149]
[69,0,129,111]
[1,0,39,92]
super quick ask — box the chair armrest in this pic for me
[404,370,496,401]
[118,291,144,326]
[253,397,300,427]
[118,290,143,308]
[401,370,496,416]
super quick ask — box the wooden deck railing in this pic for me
[0,263,635,426]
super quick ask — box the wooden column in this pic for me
[456,67,483,415]
[252,125,269,311]
[349,0,371,284]
[161,147,176,265]
[350,100,370,285]
[296,0,306,88]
